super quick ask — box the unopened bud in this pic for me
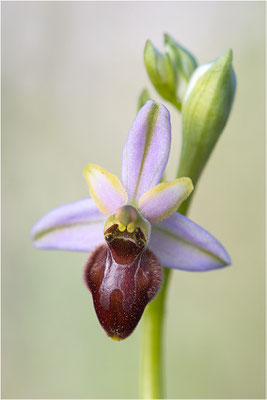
[179,50,236,184]
[144,40,177,105]
[164,33,198,98]
[137,88,151,112]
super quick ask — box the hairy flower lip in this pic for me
[84,243,163,340]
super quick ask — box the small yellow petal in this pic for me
[138,178,194,224]
[83,164,128,215]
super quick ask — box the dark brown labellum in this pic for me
[84,239,163,340]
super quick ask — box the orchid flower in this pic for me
[31,100,231,341]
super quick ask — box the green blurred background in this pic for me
[2,2,265,399]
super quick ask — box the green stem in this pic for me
[139,164,197,399]
[139,268,171,399]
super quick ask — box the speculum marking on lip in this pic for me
[104,223,146,264]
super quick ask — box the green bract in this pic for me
[137,88,151,112]
[144,40,177,105]
[179,49,236,185]
[164,33,198,97]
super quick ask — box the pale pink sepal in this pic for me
[149,212,231,271]
[31,198,105,252]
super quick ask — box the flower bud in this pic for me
[179,50,236,184]
[144,40,177,105]
[164,33,198,98]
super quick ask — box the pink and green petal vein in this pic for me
[121,100,171,201]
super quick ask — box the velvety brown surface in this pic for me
[84,244,163,340]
